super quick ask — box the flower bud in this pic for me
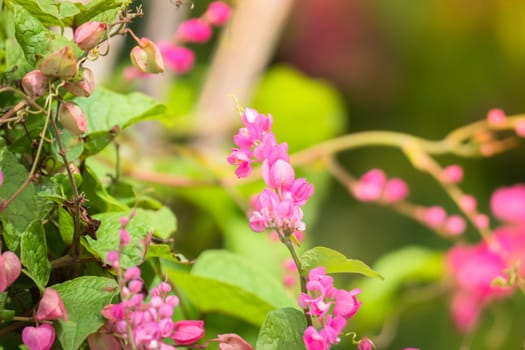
[172,320,205,345]
[176,19,212,43]
[0,250,21,292]
[39,46,78,79]
[205,2,232,26]
[58,102,87,136]
[22,324,56,350]
[22,70,49,97]
[216,333,254,350]
[74,21,106,51]
[35,288,68,321]
[64,68,94,97]
[130,38,165,74]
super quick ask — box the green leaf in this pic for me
[20,221,51,290]
[192,250,297,309]
[145,206,177,240]
[301,246,383,280]
[74,87,166,143]
[253,64,347,152]
[85,208,174,268]
[58,207,74,244]
[5,0,77,27]
[73,0,131,25]
[256,308,306,350]
[82,130,118,157]
[79,166,128,213]
[53,276,118,350]
[0,147,39,250]
[166,269,281,326]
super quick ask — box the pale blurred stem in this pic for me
[277,230,313,327]
[49,102,82,261]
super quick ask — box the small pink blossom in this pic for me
[158,42,195,74]
[215,333,254,350]
[22,324,56,350]
[382,178,409,203]
[515,119,525,137]
[172,320,205,345]
[474,214,490,229]
[358,337,375,350]
[205,2,232,26]
[333,288,361,319]
[0,250,21,292]
[442,164,463,184]
[487,108,506,126]
[303,326,328,350]
[445,215,466,236]
[459,194,477,212]
[176,19,212,43]
[35,288,68,321]
[353,169,386,202]
[262,158,295,189]
[490,184,525,225]
[423,206,447,228]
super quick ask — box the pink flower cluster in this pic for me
[99,218,205,349]
[447,183,525,332]
[125,1,231,78]
[22,288,68,350]
[299,267,361,350]
[353,169,408,204]
[227,108,314,235]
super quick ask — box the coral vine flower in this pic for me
[0,250,21,292]
[35,288,68,321]
[22,324,56,350]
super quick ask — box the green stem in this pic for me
[278,231,313,327]
[49,102,82,261]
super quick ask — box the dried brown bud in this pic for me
[39,46,78,79]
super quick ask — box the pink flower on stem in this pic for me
[423,206,447,228]
[353,169,386,202]
[444,215,466,236]
[176,19,212,43]
[515,119,525,137]
[490,184,525,225]
[382,178,409,203]
[158,42,195,74]
[486,108,506,126]
[332,288,361,319]
[442,164,463,184]
[459,194,477,212]
[0,250,21,292]
[35,288,68,321]
[358,337,375,350]
[74,21,106,51]
[22,324,56,350]
[172,320,205,345]
[205,1,232,26]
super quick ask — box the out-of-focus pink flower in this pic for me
[303,326,328,350]
[357,337,375,350]
[490,184,525,225]
[22,324,56,350]
[353,169,386,202]
[205,1,232,26]
[423,206,447,228]
[176,19,212,43]
[215,333,254,350]
[442,164,463,184]
[444,215,466,236]
[0,169,3,186]
[487,108,506,126]
[158,43,195,74]
[35,288,68,321]
[172,320,205,345]
[459,194,477,212]
[382,178,409,203]
[123,66,150,80]
[515,119,525,137]
[450,291,483,333]
[333,288,361,319]
[0,250,21,292]
[74,21,106,51]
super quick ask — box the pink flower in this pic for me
[303,326,328,350]
[353,169,386,202]
[358,337,375,350]
[205,1,232,26]
[172,320,205,345]
[288,178,314,206]
[58,102,87,136]
[0,250,21,292]
[176,19,212,43]
[487,108,506,126]
[22,70,49,97]
[130,38,165,74]
[444,215,466,236]
[35,288,68,321]
[490,184,525,225]
[382,178,409,203]
[74,21,106,51]
[227,149,253,178]
[333,288,361,319]
[158,43,195,74]
[515,119,525,137]
[215,333,254,350]
[262,158,295,190]
[423,206,447,228]
[450,290,483,332]
[22,324,55,350]
[459,194,477,212]
[442,164,463,184]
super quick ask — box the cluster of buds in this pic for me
[126,1,232,78]
[227,108,314,236]
[97,217,205,349]
[299,267,362,350]
[447,183,525,332]
[352,168,409,204]
[22,288,68,350]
